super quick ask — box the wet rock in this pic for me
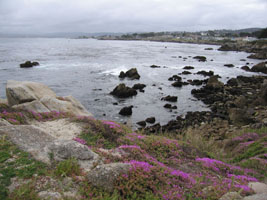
[161,95,178,102]
[110,83,137,98]
[125,68,140,79]
[183,66,194,70]
[20,61,39,68]
[137,121,146,127]
[226,78,238,86]
[132,83,146,90]
[145,117,156,124]
[251,62,267,74]
[224,64,234,68]
[182,71,192,75]
[241,65,251,71]
[87,163,130,192]
[193,56,207,62]
[172,81,183,87]
[118,68,140,79]
[240,59,246,61]
[207,76,224,89]
[119,71,126,78]
[204,48,213,50]
[247,52,267,60]
[150,64,160,68]
[196,70,214,76]
[168,75,182,81]
[119,106,133,116]
[218,43,238,51]
[188,79,208,86]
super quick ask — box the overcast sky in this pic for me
[0,0,266,34]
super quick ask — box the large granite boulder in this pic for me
[6,80,92,116]
[0,125,100,171]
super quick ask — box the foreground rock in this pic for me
[0,125,100,171]
[110,83,137,98]
[20,61,39,68]
[119,68,140,80]
[6,80,91,116]
[87,163,130,191]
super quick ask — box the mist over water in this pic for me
[0,38,263,126]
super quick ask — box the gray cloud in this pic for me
[0,0,266,34]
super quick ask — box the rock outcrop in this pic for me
[251,62,267,74]
[110,83,137,98]
[87,163,130,191]
[6,80,92,116]
[20,61,39,68]
[119,68,140,80]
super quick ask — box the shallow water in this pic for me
[0,38,263,126]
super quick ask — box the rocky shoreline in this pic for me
[0,79,267,199]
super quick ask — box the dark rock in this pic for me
[172,81,183,87]
[168,75,182,81]
[228,108,254,125]
[20,61,39,68]
[119,68,140,79]
[119,71,126,78]
[188,79,208,86]
[247,52,267,60]
[145,117,156,124]
[132,83,146,90]
[240,59,246,61]
[218,44,238,51]
[193,56,207,62]
[119,106,133,116]
[206,76,224,89]
[224,64,234,68]
[196,70,214,76]
[150,65,160,68]
[182,71,192,75]
[251,62,267,74]
[164,104,172,109]
[125,68,140,79]
[113,102,118,105]
[183,66,194,70]
[110,84,137,98]
[226,78,238,87]
[204,48,213,50]
[137,121,146,127]
[161,95,178,102]
[241,66,251,71]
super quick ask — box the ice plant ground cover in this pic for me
[0,104,266,200]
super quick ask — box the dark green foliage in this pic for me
[258,28,267,38]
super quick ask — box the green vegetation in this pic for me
[55,158,81,178]
[0,137,47,200]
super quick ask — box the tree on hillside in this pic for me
[258,28,267,38]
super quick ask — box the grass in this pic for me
[54,158,81,178]
[0,137,47,200]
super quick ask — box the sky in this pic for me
[0,0,267,34]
